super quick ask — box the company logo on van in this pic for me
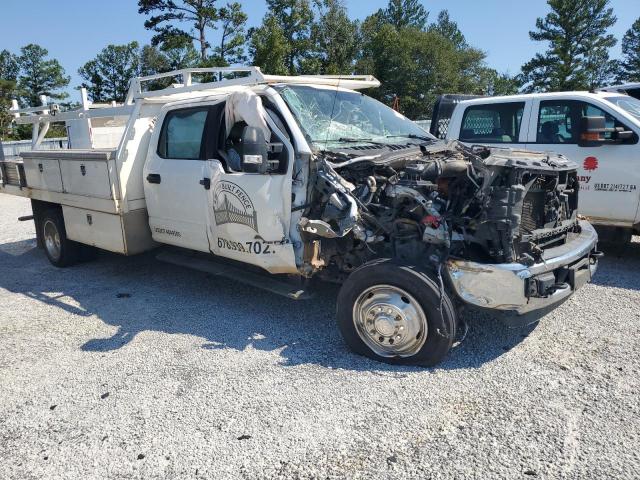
[212,181,259,233]
[583,157,599,171]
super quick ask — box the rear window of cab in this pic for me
[460,102,525,144]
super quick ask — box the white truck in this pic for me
[433,90,640,244]
[0,67,601,366]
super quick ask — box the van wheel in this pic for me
[337,260,457,367]
[41,209,80,267]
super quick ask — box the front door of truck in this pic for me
[205,107,298,274]
[527,98,640,224]
[144,104,214,252]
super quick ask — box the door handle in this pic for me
[199,177,211,190]
[146,173,161,184]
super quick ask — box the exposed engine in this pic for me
[299,141,580,278]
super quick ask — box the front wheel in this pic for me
[337,260,457,367]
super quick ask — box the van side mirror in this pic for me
[240,126,269,174]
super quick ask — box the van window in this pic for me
[536,100,634,144]
[460,102,525,143]
[158,107,209,159]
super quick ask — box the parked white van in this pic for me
[435,91,640,243]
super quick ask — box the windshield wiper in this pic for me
[318,137,389,147]
[385,133,435,143]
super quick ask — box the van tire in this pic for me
[336,259,457,367]
[41,209,81,268]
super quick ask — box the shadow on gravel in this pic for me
[1,238,541,371]
[590,238,640,292]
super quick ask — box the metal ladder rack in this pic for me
[9,66,380,148]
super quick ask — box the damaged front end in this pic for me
[298,141,599,317]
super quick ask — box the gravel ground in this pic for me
[0,194,639,480]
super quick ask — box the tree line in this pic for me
[1,0,640,140]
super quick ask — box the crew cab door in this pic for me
[204,103,298,274]
[526,98,640,224]
[144,104,217,252]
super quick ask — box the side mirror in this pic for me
[240,126,269,174]
[614,128,635,142]
[578,116,607,146]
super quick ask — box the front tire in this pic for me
[41,209,81,267]
[337,260,457,367]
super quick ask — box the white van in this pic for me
[437,91,640,242]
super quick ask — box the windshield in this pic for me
[276,84,434,149]
[605,95,640,123]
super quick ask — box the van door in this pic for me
[455,100,531,149]
[144,105,214,252]
[526,98,640,224]
[204,108,298,274]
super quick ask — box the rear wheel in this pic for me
[41,209,80,267]
[337,260,457,367]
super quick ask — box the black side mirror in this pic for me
[240,126,269,174]
[578,116,607,146]
[614,128,635,142]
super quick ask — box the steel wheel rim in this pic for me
[353,285,428,358]
[43,220,62,261]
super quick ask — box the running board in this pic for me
[156,250,312,300]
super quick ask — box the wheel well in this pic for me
[31,200,62,249]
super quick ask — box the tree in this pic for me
[617,18,640,82]
[484,70,524,96]
[79,42,141,103]
[214,2,248,65]
[429,10,466,49]
[357,24,490,119]
[138,0,218,61]
[0,50,19,81]
[17,44,69,106]
[521,0,617,92]
[380,0,428,30]
[260,0,315,74]
[308,0,358,74]
[249,16,291,75]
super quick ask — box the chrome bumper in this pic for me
[445,220,599,316]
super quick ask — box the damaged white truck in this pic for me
[0,68,601,366]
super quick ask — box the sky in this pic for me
[2,0,638,100]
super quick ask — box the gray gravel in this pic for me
[0,194,639,480]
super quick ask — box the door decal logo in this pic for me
[583,157,598,171]
[213,181,259,233]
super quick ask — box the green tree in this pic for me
[521,0,617,92]
[308,0,358,74]
[138,0,218,61]
[617,18,640,82]
[79,42,141,103]
[380,0,428,30]
[0,50,19,81]
[261,0,314,74]
[249,16,291,75]
[484,70,524,96]
[429,10,466,49]
[17,44,69,106]
[357,24,489,119]
[214,2,248,65]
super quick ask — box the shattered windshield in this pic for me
[276,84,434,149]
[605,95,640,123]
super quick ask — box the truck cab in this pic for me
[439,91,640,241]
[1,68,601,366]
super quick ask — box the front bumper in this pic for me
[445,220,599,317]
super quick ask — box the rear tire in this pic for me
[337,259,457,367]
[41,209,81,267]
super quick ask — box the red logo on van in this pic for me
[583,157,598,171]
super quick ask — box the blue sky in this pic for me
[2,0,638,99]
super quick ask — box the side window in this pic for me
[537,101,576,144]
[158,107,209,159]
[460,102,525,143]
